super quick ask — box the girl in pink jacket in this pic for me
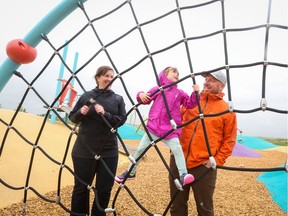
[116,67,199,188]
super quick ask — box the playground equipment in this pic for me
[50,44,79,124]
[6,39,37,64]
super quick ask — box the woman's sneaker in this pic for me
[180,173,195,186]
[115,170,136,183]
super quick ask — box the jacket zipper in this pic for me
[185,94,209,162]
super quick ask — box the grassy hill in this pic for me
[260,137,287,146]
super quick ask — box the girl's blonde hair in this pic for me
[164,66,179,76]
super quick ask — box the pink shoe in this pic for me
[115,170,136,183]
[180,173,195,186]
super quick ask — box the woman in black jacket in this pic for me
[69,66,127,216]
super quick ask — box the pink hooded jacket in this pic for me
[137,69,198,139]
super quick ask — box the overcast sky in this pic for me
[0,0,287,138]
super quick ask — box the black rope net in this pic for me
[0,0,287,215]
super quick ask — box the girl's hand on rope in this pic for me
[192,84,200,92]
[95,104,105,115]
[139,92,151,103]
[80,105,89,115]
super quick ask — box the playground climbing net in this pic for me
[0,0,287,215]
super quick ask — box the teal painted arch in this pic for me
[0,0,88,92]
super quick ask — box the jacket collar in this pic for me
[201,91,224,100]
[93,87,114,95]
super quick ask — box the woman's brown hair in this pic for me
[94,66,113,86]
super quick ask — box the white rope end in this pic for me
[128,155,136,164]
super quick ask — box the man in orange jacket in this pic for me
[169,70,237,216]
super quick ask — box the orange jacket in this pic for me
[180,91,237,169]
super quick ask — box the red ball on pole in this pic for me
[6,39,37,64]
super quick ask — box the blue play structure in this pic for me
[0,0,87,92]
[118,124,144,140]
[258,167,288,213]
[236,135,277,150]
[228,135,287,213]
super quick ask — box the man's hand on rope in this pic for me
[203,159,212,168]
